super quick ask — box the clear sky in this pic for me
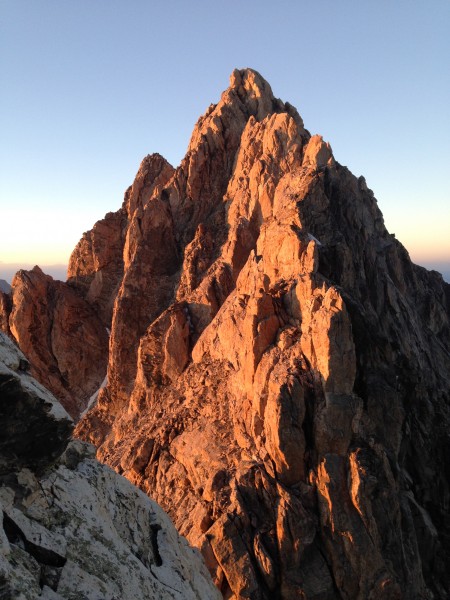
[1,0,449,280]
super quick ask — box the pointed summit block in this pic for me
[228,68,277,119]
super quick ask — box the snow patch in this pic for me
[81,375,108,418]
[307,233,322,246]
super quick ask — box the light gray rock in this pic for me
[0,332,220,599]
[0,332,73,475]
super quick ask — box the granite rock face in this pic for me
[3,68,449,598]
[0,332,73,475]
[0,331,220,600]
[67,208,128,327]
[0,266,108,418]
[75,69,449,599]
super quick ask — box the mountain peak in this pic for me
[229,67,274,99]
[222,67,283,123]
[2,71,449,599]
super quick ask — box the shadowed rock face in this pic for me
[3,69,450,598]
[0,332,220,600]
[0,332,73,475]
[0,291,12,337]
[0,280,11,294]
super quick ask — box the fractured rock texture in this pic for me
[0,332,220,600]
[4,69,449,598]
[0,267,108,419]
[73,70,450,598]
[67,208,128,327]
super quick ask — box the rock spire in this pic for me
[2,69,449,598]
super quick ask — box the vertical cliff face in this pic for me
[67,207,128,327]
[72,70,450,599]
[3,69,449,598]
[0,266,108,418]
[101,70,308,415]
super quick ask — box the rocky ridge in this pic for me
[1,69,449,598]
[0,331,220,599]
[0,266,108,418]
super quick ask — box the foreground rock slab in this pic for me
[0,332,220,599]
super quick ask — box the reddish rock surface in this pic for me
[67,208,127,327]
[2,266,108,418]
[73,70,450,599]
[67,152,175,330]
[5,69,449,598]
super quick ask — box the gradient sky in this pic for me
[1,1,449,279]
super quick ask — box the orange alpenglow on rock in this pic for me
[2,265,108,418]
[2,69,449,598]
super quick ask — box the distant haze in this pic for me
[418,261,450,285]
[0,260,448,286]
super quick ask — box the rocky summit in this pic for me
[0,332,220,599]
[1,68,449,599]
